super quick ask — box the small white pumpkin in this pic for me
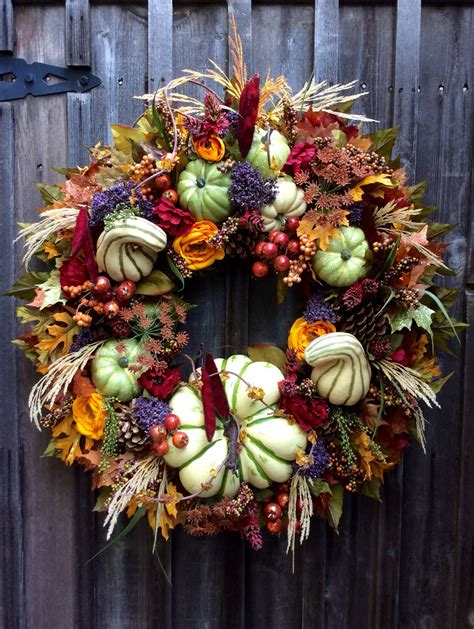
[304,332,371,406]
[96,216,167,282]
[164,354,307,497]
[260,178,306,232]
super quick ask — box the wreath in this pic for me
[9,23,465,553]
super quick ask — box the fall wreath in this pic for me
[9,23,465,553]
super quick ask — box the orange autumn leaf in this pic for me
[35,311,79,356]
[353,432,394,481]
[44,241,59,259]
[348,136,372,151]
[297,219,339,251]
[72,370,97,397]
[162,482,183,518]
[51,414,94,465]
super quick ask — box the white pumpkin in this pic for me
[260,178,306,232]
[96,216,167,282]
[163,354,307,497]
[304,332,371,406]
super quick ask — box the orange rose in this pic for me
[173,220,225,270]
[288,317,336,360]
[72,392,107,440]
[192,135,225,162]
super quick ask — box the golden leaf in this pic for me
[44,242,59,259]
[35,311,79,356]
[158,508,176,541]
[349,173,394,202]
[162,482,183,518]
[51,413,93,465]
[298,219,340,251]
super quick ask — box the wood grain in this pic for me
[1,2,473,628]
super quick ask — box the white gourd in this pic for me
[304,332,371,406]
[96,216,167,282]
[260,178,307,232]
[163,354,307,497]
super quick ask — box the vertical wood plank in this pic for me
[314,0,339,84]
[398,5,472,627]
[393,0,421,180]
[148,0,173,92]
[0,102,26,629]
[0,0,13,52]
[66,0,91,67]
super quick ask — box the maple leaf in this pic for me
[34,270,67,310]
[35,310,79,356]
[297,218,339,250]
[63,173,101,205]
[27,288,45,309]
[44,241,59,259]
[350,173,394,202]
[389,304,434,337]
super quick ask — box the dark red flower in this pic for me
[137,367,181,399]
[283,142,317,175]
[59,256,88,288]
[280,395,328,431]
[236,74,260,158]
[153,198,195,237]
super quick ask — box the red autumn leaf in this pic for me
[201,365,216,442]
[204,354,229,420]
[70,206,97,282]
[236,74,260,158]
[59,256,88,288]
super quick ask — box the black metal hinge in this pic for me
[0,57,101,101]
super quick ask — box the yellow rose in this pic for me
[288,317,336,360]
[173,220,225,270]
[192,134,225,162]
[72,392,107,440]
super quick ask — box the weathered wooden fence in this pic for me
[1,1,473,627]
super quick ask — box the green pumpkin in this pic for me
[177,159,232,223]
[91,339,142,402]
[245,128,290,178]
[312,226,371,287]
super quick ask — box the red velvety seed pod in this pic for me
[162,189,178,203]
[276,492,290,508]
[164,413,180,430]
[252,261,269,278]
[93,276,111,294]
[273,232,289,249]
[103,300,120,319]
[172,431,189,448]
[287,239,301,256]
[152,440,169,456]
[261,242,278,259]
[267,519,282,534]
[149,424,167,443]
[116,280,136,302]
[263,502,282,521]
[274,255,290,273]
[285,217,300,232]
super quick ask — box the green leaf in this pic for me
[430,371,454,394]
[166,255,185,291]
[135,270,176,296]
[389,304,434,337]
[152,92,171,151]
[253,487,274,501]
[332,129,347,148]
[110,124,146,156]
[42,438,59,458]
[328,483,344,533]
[307,478,331,497]
[36,182,64,204]
[366,127,399,159]
[37,270,67,309]
[427,223,455,240]
[93,488,113,512]
[12,338,37,363]
[276,274,288,305]
[359,478,382,502]
[377,236,400,278]
[86,505,146,564]
[247,344,286,371]
[424,290,461,343]
[4,271,49,300]
[16,305,53,335]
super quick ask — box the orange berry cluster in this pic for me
[72,311,92,327]
[63,281,93,298]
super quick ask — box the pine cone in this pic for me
[116,407,149,452]
[224,230,259,258]
[339,300,387,347]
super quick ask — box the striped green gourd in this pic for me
[96,216,167,282]
[304,332,371,406]
[177,159,232,223]
[163,354,307,497]
[91,338,142,402]
[312,226,371,287]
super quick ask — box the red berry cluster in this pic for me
[90,276,136,321]
[251,217,301,279]
[150,413,189,457]
[263,483,291,535]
